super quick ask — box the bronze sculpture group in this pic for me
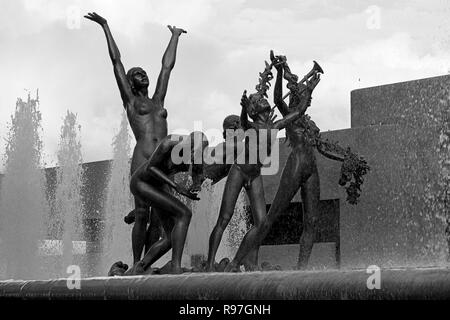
[85,12,369,275]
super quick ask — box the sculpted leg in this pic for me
[130,150,153,263]
[241,176,266,270]
[145,207,165,254]
[135,183,192,274]
[140,208,174,270]
[131,197,149,264]
[227,150,304,269]
[207,165,244,271]
[297,168,320,270]
[169,205,192,273]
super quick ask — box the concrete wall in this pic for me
[347,75,449,268]
[351,74,450,128]
[321,125,446,268]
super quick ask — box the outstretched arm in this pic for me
[274,67,289,116]
[152,25,187,104]
[273,106,305,130]
[145,137,200,200]
[147,165,199,200]
[273,72,319,131]
[240,90,252,130]
[273,74,320,130]
[85,12,133,107]
[147,166,177,188]
[270,51,289,116]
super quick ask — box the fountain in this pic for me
[0,93,47,280]
[225,188,249,257]
[51,111,85,277]
[185,178,249,266]
[101,111,133,272]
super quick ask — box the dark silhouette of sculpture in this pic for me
[117,132,209,275]
[108,261,129,276]
[225,51,370,272]
[224,52,321,271]
[206,60,314,272]
[84,12,186,265]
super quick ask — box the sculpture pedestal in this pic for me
[1,267,449,300]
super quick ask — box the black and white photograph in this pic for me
[0,0,449,315]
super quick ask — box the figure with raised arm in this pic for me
[224,52,322,271]
[206,61,311,272]
[84,12,187,266]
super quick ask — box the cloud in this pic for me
[19,0,229,39]
[0,0,449,172]
[305,32,450,130]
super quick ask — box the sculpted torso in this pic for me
[127,97,169,172]
[84,12,186,173]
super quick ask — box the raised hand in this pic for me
[270,50,276,64]
[270,50,286,70]
[84,12,107,27]
[167,25,187,36]
[269,107,278,123]
[240,90,249,110]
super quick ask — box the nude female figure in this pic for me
[225,52,321,271]
[84,12,186,264]
[207,64,310,272]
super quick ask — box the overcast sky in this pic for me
[1,0,449,171]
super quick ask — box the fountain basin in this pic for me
[1,267,450,300]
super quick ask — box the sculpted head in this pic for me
[127,67,149,93]
[248,93,271,122]
[222,115,241,140]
